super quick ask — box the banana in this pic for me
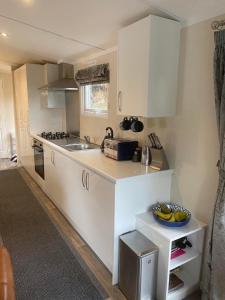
[168,213,176,222]
[174,211,187,222]
[154,211,172,220]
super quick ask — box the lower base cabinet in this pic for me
[19,134,35,177]
[43,144,114,272]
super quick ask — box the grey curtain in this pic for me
[75,64,110,86]
[202,30,225,300]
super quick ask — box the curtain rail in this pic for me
[211,20,225,30]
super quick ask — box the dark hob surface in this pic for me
[38,132,86,147]
[40,131,69,140]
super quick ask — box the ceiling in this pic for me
[147,0,225,25]
[0,0,224,69]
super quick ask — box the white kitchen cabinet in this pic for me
[44,145,78,210]
[43,145,58,203]
[43,144,79,210]
[14,65,35,177]
[70,167,115,272]
[14,64,42,176]
[41,64,65,109]
[118,15,181,117]
[43,144,115,272]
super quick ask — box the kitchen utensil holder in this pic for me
[150,148,169,170]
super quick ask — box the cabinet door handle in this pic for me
[82,170,86,188]
[51,151,55,165]
[85,172,89,191]
[118,91,122,112]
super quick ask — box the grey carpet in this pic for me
[0,169,108,300]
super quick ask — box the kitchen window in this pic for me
[82,83,109,117]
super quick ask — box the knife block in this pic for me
[150,148,169,170]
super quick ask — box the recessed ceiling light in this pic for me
[22,0,34,5]
[0,32,8,38]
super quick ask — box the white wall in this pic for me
[146,17,220,223]
[73,16,220,224]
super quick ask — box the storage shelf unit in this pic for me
[169,248,200,270]
[167,267,199,300]
[136,212,206,300]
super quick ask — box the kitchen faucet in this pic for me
[84,136,91,144]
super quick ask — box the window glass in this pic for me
[82,83,109,115]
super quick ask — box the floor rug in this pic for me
[0,169,108,300]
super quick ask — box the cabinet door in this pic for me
[118,15,180,117]
[44,145,88,226]
[43,145,77,210]
[24,134,35,177]
[14,65,34,174]
[76,168,115,272]
[118,17,150,116]
[43,145,55,199]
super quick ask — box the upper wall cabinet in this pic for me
[41,64,65,109]
[118,15,181,117]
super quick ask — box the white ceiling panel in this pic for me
[0,0,171,65]
[0,0,224,66]
[146,0,225,25]
[0,14,91,63]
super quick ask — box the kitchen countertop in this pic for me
[31,132,173,183]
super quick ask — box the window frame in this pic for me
[81,83,109,118]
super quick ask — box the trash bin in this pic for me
[119,230,158,300]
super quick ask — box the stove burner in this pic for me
[40,131,69,140]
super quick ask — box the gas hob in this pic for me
[40,131,69,140]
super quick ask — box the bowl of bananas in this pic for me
[151,202,191,227]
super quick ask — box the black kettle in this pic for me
[100,127,114,152]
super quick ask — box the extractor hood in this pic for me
[39,63,79,91]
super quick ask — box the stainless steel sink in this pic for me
[50,135,99,151]
[62,143,98,151]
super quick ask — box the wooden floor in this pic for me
[0,158,17,171]
[17,167,200,300]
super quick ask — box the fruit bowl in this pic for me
[151,203,191,227]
